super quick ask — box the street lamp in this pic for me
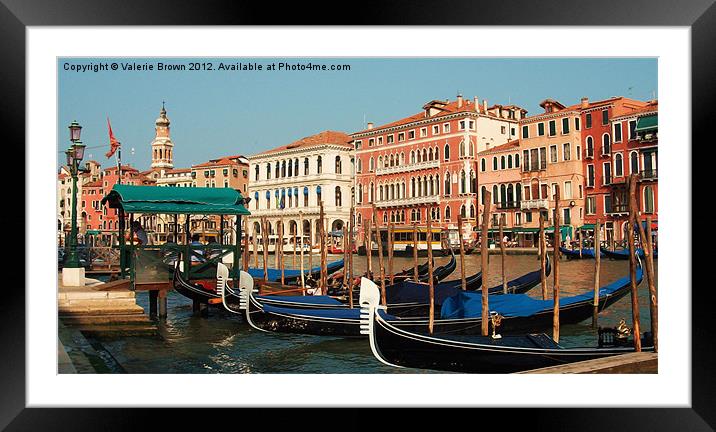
[63,120,85,272]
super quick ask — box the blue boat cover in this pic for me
[560,247,602,258]
[386,281,462,305]
[256,295,343,306]
[261,303,362,319]
[247,259,344,282]
[440,268,642,319]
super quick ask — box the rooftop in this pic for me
[254,130,352,157]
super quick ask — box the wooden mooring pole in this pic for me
[480,190,492,336]
[253,226,259,269]
[348,207,355,308]
[279,217,285,286]
[553,185,561,343]
[500,213,507,294]
[627,175,642,352]
[412,222,419,281]
[458,215,466,291]
[320,201,328,295]
[427,205,435,334]
[373,205,386,305]
[539,212,547,300]
[365,219,372,279]
[579,227,583,257]
[299,211,305,293]
[243,223,250,272]
[592,220,601,327]
[343,225,349,292]
[262,217,269,282]
[636,214,658,352]
[388,219,394,286]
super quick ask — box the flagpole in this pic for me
[116,146,122,185]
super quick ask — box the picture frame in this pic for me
[5,0,710,428]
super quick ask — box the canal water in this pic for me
[95,253,656,373]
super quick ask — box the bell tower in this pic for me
[150,102,174,170]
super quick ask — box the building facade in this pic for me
[351,95,525,245]
[247,130,354,244]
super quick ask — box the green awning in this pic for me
[487,228,513,233]
[579,224,596,230]
[85,230,102,235]
[514,228,539,234]
[101,184,251,215]
[635,114,657,132]
[544,226,573,240]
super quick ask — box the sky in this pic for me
[57,57,657,170]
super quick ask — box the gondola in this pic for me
[172,259,242,307]
[225,258,557,337]
[245,258,345,284]
[602,248,657,260]
[559,247,604,259]
[359,277,654,373]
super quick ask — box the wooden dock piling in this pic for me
[388,219,394,285]
[427,205,435,334]
[348,207,354,308]
[365,219,372,279]
[553,185,561,343]
[458,215,466,291]
[500,213,507,294]
[592,220,601,327]
[412,223,419,281]
[627,175,642,352]
[320,201,328,295]
[636,212,657,352]
[373,205,386,305]
[539,213,547,300]
[481,190,491,336]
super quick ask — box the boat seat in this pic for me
[526,333,562,349]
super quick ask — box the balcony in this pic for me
[639,169,657,180]
[521,199,548,210]
[605,204,629,215]
[375,195,440,209]
[375,159,439,175]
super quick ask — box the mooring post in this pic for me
[427,206,435,334]
[480,190,492,336]
[373,204,386,305]
[553,185,561,343]
[592,220,601,327]
[539,212,547,300]
[365,219,372,279]
[458,215,466,291]
[149,289,158,319]
[412,222,419,281]
[158,289,167,319]
[500,213,507,294]
[627,175,642,352]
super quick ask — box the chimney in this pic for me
[580,97,589,109]
[474,96,479,112]
[457,94,463,108]
[483,99,488,113]
[367,122,374,130]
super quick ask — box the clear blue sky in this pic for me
[57,57,657,170]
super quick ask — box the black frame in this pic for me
[6,0,709,429]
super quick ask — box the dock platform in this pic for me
[519,352,658,374]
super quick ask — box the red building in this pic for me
[351,95,526,247]
[577,96,655,244]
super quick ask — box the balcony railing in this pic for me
[639,169,657,180]
[375,195,440,208]
[521,199,549,210]
[605,204,629,215]
[375,159,439,175]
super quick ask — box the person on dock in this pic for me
[130,221,149,246]
[190,234,205,263]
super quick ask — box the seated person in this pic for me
[190,234,205,263]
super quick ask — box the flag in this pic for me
[105,117,121,158]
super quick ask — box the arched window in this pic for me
[411,177,416,197]
[469,170,476,193]
[400,152,405,165]
[444,144,450,160]
[469,141,474,156]
[417,150,422,163]
[254,165,259,181]
[493,157,498,170]
[423,176,428,196]
[460,204,466,218]
[316,186,322,204]
[630,151,639,174]
[335,186,342,207]
[288,160,293,177]
[501,156,506,170]
[369,182,374,202]
[335,156,342,174]
[275,162,280,178]
[422,148,428,162]
[507,184,514,206]
[481,186,487,205]
[586,136,594,157]
[391,184,396,200]
[357,213,362,225]
[445,205,451,220]
[460,170,466,194]
[602,134,611,154]
[294,158,299,176]
[460,140,466,156]
[515,153,520,167]
[435,174,440,196]
[369,157,374,171]
[444,173,451,196]
[317,156,322,174]
[492,185,498,204]
[429,175,434,195]
[500,184,507,205]
[481,158,486,172]
[507,155,513,169]
[304,158,309,175]
[435,146,440,160]
[379,185,384,201]
[411,151,416,164]
[469,204,475,219]
[357,158,362,173]
[281,160,287,177]
[357,184,363,204]
[378,156,383,168]
[390,154,395,167]
[615,153,624,177]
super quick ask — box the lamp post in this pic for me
[62,121,86,285]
